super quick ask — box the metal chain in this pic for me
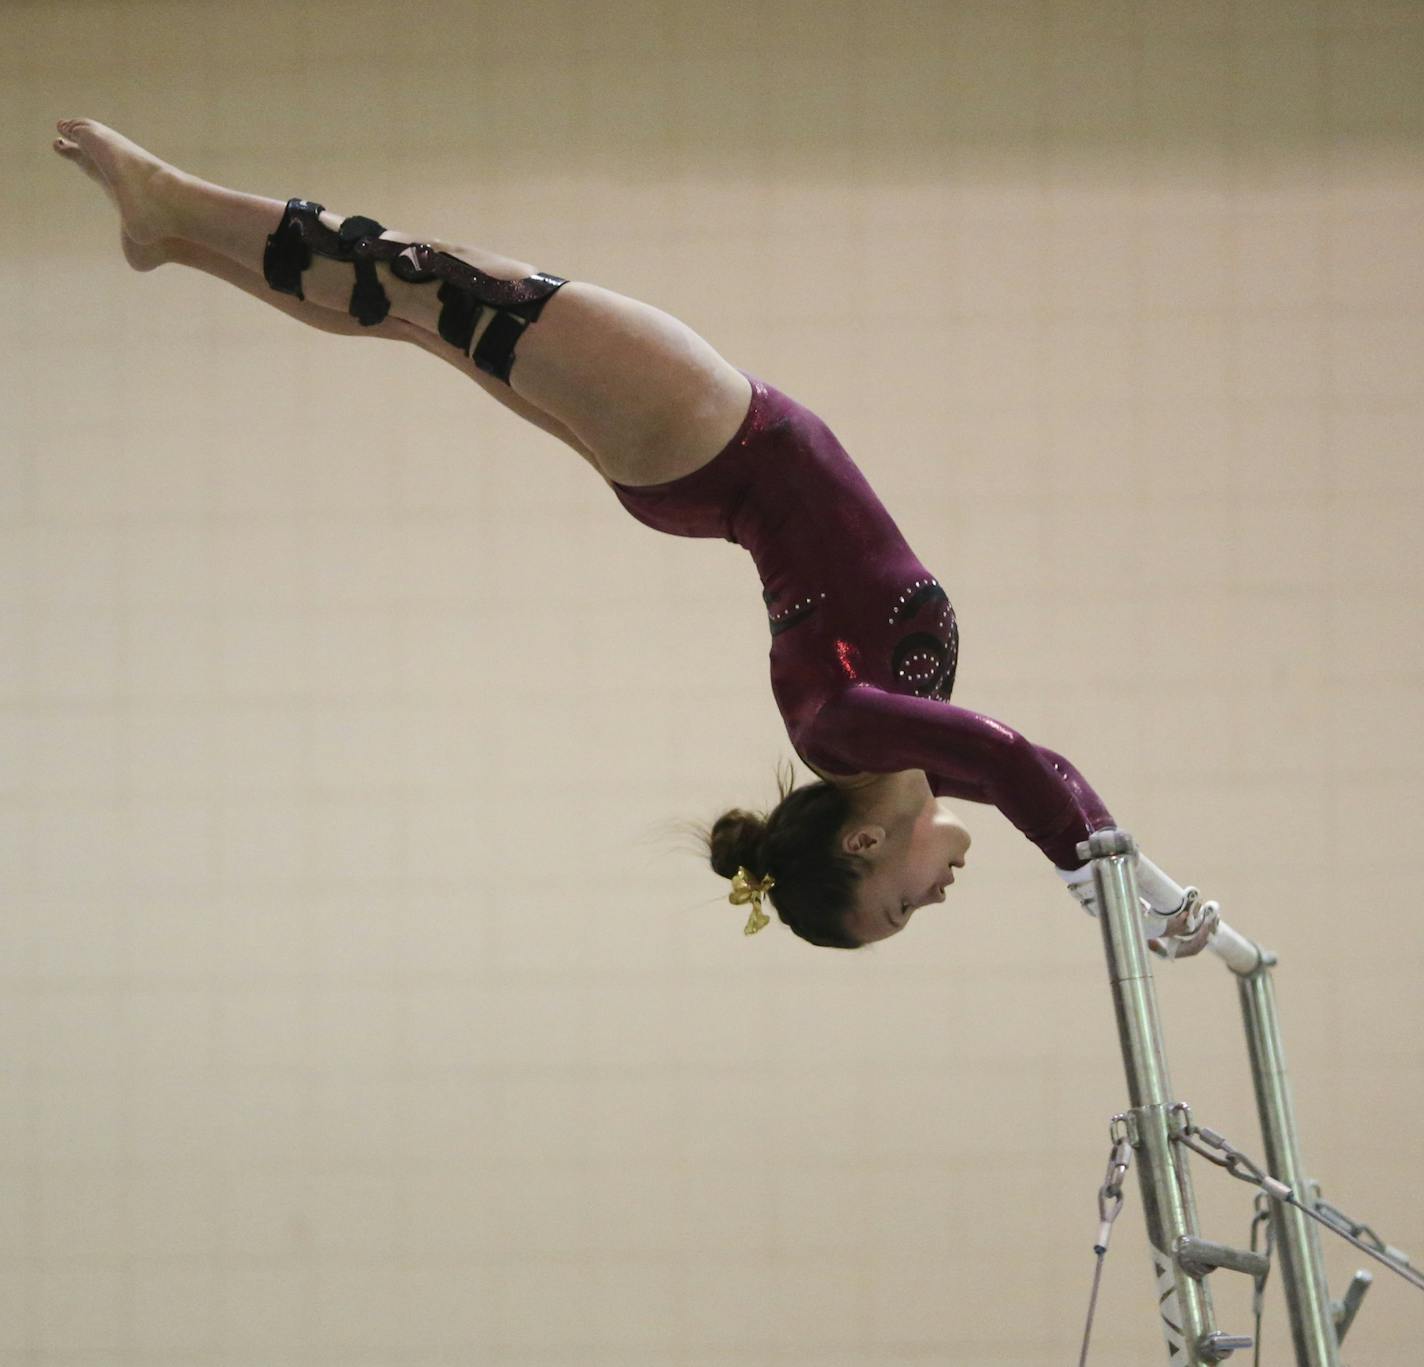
[1314,1196,1418,1274]
[1174,1120,1291,1199]
[1078,1118,1133,1367]
[1172,1109,1424,1294]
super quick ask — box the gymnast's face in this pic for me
[840,784,972,944]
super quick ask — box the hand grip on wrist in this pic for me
[1059,865,1167,939]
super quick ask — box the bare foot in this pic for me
[52,118,179,260]
[52,131,171,272]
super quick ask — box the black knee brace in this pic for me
[261,198,568,383]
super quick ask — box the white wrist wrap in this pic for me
[1056,861,1173,938]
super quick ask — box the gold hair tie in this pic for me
[729,865,776,936]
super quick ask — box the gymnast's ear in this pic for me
[840,824,888,857]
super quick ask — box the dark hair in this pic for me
[701,757,867,950]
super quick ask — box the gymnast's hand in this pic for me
[1147,898,1220,960]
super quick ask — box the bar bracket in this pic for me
[1332,1271,1372,1343]
[1197,1330,1254,1363]
[1176,1235,1271,1281]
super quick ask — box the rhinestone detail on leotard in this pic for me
[765,590,827,637]
[887,576,958,701]
[888,578,944,624]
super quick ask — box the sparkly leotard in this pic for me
[611,373,1113,870]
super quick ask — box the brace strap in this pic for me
[384,240,568,382]
[262,199,568,381]
[261,199,391,325]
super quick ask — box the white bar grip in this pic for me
[1207,918,1262,975]
[1133,851,1189,915]
[1061,856,1264,973]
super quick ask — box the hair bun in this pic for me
[707,808,768,881]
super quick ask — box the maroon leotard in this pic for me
[611,373,1112,870]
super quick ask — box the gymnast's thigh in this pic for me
[510,281,752,486]
[400,325,605,475]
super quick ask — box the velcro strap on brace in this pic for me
[436,280,483,353]
[262,198,324,301]
[472,312,531,383]
[336,214,391,326]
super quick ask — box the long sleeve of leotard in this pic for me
[802,686,1115,870]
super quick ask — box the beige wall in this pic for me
[4,1,1422,1362]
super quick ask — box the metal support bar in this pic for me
[1236,957,1341,1363]
[1079,828,1226,1363]
[1080,827,1348,1365]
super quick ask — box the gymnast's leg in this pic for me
[163,235,607,470]
[51,121,598,466]
[51,119,751,485]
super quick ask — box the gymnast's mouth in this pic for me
[932,861,963,898]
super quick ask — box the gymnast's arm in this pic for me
[801,685,1115,871]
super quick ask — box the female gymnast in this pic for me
[53,118,1217,956]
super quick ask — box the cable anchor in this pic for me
[1077,1116,1135,1367]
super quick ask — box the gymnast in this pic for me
[53,118,1218,956]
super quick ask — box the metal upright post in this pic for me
[1234,956,1341,1364]
[1080,828,1247,1364]
[1189,869,1344,1362]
